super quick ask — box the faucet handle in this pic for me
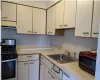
[65,50,70,56]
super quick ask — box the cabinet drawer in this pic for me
[18,55,28,61]
[18,54,39,61]
[27,54,39,61]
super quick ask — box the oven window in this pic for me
[2,60,16,79]
[80,56,96,71]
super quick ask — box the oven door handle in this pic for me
[2,59,17,62]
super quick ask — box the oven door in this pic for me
[2,59,17,80]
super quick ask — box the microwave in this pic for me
[79,51,96,75]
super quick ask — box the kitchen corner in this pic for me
[17,46,94,80]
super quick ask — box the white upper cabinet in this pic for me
[2,2,16,21]
[56,1,64,29]
[75,0,93,37]
[47,6,56,35]
[33,8,46,34]
[17,5,32,34]
[92,1,100,38]
[64,0,76,28]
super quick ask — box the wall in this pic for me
[2,0,47,9]
[1,28,51,46]
[50,29,98,54]
[46,0,60,8]
[2,0,61,9]
[1,29,98,54]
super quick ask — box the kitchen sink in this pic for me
[48,54,76,64]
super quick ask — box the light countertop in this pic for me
[17,46,95,80]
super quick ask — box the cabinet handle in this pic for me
[83,32,89,34]
[30,62,34,64]
[24,63,28,65]
[64,25,68,26]
[59,25,63,26]
[41,57,43,59]
[28,31,31,33]
[48,71,50,74]
[34,32,37,33]
[2,17,7,19]
[27,56,32,57]
[51,75,55,78]
[93,32,98,35]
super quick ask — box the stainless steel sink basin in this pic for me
[48,54,76,64]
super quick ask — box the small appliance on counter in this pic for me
[1,39,18,80]
[79,51,97,75]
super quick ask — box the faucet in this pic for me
[64,50,70,57]
[60,50,70,62]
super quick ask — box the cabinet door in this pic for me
[29,60,39,80]
[40,62,45,80]
[75,0,93,37]
[33,8,46,34]
[56,1,64,29]
[50,72,59,80]
[64,0,76,28]
[17,5,32,34]
[2,2,16,21]
[47,6,56,35]
[44,66,51,80]
[92,0,100,38]
[18,62,28,80]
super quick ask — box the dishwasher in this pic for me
[63,72,76,80]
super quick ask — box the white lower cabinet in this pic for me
[18,54,39,80]
[40,61,60,80]
[40,62,45,80]
[18,61,28,80]
[29,60,39,80]
[44,66,59,80]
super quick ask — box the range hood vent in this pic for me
[1,26,16,30]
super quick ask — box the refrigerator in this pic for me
[95,24,100,80]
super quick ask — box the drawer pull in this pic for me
[28,31,31,33]
[34,32,37,33]
[41,57,43,59]
[2,17,7,19]
[93,32,98,34]
[83,32,89,34]
[30,62,34,64]
[64,25,68,26]
[51,75,55,78]
[48,71,50,74]
[24,63,28,65]
[60,25,63,26]
[27,56,32,57]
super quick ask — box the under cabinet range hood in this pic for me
[1,26,16,30]
[1,21,16,29]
